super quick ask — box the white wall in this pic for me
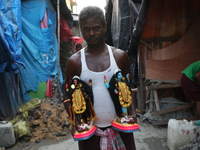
[76,0,106,14]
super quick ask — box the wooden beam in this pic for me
[147,83,181,90]
[153,90,160,111]
[140,40,155,50]
[151,103,195,116]
[145,100,190,105]
[147,79,180,84]
[141,36,182,43]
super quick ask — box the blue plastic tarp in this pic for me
[0,72,26,119]
[0,0,63,119]
[19,0,60,101]
[0,0,24,73]
[0,0,26,119]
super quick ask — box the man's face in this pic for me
[80,17,106,46]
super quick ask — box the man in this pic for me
[63,6,136,150]
[180,60,200,119]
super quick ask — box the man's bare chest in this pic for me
[85,54,110,72]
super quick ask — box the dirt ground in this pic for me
[4,98,169,150]
[7,99,72,145]
[7,117,169,150]
[27,100,70,143]
[4,98,200,150]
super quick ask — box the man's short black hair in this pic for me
[79,6,106,27]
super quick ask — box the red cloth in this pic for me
[60,15,84,51]
[72,36,84,52]
[181,74,200,101]
[46,78,53,98]
[71,36,83,46]
[60,15,73,41]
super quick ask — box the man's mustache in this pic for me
[85,37,97,41]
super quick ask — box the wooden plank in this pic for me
[153,90,160,111]
[153,90,162,121]
[151,103,195,116]
[146,100,190,105]
[144,45,147,72]
[140,40,155,50]
[141,36,182,43]
[147,83,181,90]
[149,90,154,111]
[147,79,180,84]
[152,116,197,126]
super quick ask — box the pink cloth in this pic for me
[40,8,48,29]
[95,128,126,150]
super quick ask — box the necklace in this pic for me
[117,82,132,107]
[72,88,86,114]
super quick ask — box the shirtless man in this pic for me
[63,6,137,150]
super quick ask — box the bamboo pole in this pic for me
[57,0,61,102]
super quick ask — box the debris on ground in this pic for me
[10,98,71,143]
